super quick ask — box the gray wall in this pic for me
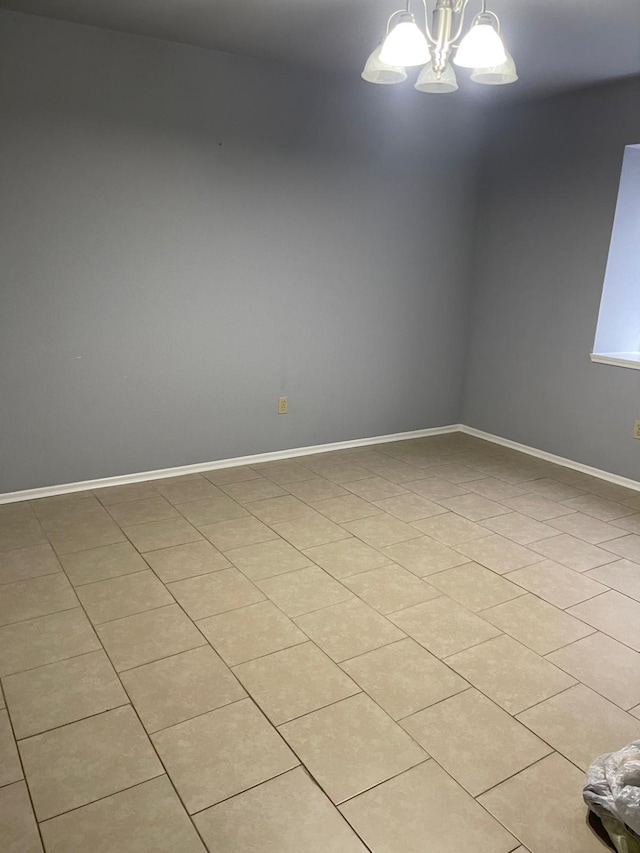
[0,10,480,492]
[463,77,640,480]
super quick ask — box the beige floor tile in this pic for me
[194,767,367,853]
[286,478,349,502]
[311,495,382,523]
[0,609,100,677]
[363,461,425,484]
[406,477,469,500]
[465,477,526,501]
[0,780,43,853]
[587,559,640,601]
[60,541,149,586]
[561,494,635,521]
[546,632,640,710]
[96,604,206,671]
[428,563,523,612]
[0,544,61,586]
[2,650,127,739]
[309,463,374,483]
[342,564,440,614]
[279,693,426,804]
[174,496,249,526]
[530,533,616,572]
[106,496,180,527]
[455,534,542,574]
[19,706,163,821]
[340,760,516,853]
[199,516,277,551]
[517,684,640,770]
[0,709,22,786]
[412,513,487,545]
[0,502,37,522]
[548,513,624,544]
[33,497,110,528]
[40,776,206,853]
[343,639,468,720]
[143,539,230,583]
[446,635,575,714]
[0,573,78,627]
[525,478,587,501]
[256,567,353,616]
[221,478,287,504]
[381,536,470,576]
[198,601,306,666]
[437,494,511,521]
[343,477,408,502]
[93,481,159,505]
[603,533,640,562]
[295,599,404,662]
[480,513,557,545]
[505,560,608,608]
[152,699,298,813]
[303,538,389,579]
[246,495,315,524]
[478,752,603,853]
[373,493,447,522]
[256,461,316,484]
[225,539,312,580]
[123,518,203,552]
[120,646,245,733]
[48,518,126,555]
[168,568,264,619]
[273,514,351,549]
[429,462,485,484]
[154,477,224,504]
[233,642,359,724]
[390,597,501,658]
[0,516,47,553]
[481,594,594,655]
[204,466,261,485]
[612,512,640,534]
[501,493,576,521]
[568,590,640,651]
[402,689,551,796]
[76,570,173,624]
[342,514,423,548]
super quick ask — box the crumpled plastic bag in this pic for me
[584,740,640,853]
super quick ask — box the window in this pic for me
[591,143,640,370]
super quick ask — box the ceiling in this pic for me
[1,0,640,96]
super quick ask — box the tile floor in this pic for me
[1,433,639,851]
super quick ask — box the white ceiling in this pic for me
[1,0,640,96]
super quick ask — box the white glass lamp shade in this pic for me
[361,45,407,85]
[454,21,507,69]
[415,62,458,93]
[379,15,430,67]
[471,50,518,85]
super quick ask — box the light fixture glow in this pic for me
[470,50,518,85]
[361,2,517,94]
[379,14,430,67]
[361,44,408,85]
[415,62,458,94]
[454,20,507,69]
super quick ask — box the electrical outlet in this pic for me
[634,420,640,440]
[278,397,288,415]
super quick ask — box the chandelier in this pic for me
[362,0,518,93]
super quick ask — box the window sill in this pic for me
[590,352,640,370]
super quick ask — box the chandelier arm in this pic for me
[449,0,471,45]
[385,8,407,33]
[421,0,436,44]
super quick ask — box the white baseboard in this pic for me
[3,422,639,504]
[0,424,459,504]
[459,425,640,494]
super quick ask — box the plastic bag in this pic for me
[584,740,640,853]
